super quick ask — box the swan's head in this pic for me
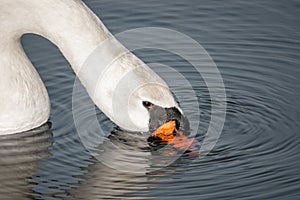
[122,83,190,133]
[92,55,189,133]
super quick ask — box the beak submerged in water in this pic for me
[144,103,200,152]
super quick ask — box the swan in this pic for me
[0,0,187,135]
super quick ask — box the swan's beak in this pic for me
[147,105,193,148]
[149,105,190,132]
[148,105,190,133]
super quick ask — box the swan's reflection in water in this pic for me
[94,129,152,174]
[85,128,193,174]
[0,121,194,199]
[0,123,52,199]
[66,129,195,199]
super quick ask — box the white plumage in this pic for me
[0,0,178,135]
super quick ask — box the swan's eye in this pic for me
[143,101,153,109]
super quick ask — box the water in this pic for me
[1,0,300,199]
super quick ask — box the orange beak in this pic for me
[152,120,200,152]
[152,120,177,143]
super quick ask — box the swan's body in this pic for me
[0,0,180,135]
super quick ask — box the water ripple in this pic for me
[4,0,300,199]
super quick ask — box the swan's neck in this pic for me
[0,0,112,134]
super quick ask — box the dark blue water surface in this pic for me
[1,0,300,199]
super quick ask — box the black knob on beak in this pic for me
[148,105,190,133]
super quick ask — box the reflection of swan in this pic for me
[65,131,178,199]
[0,0,183,135]
[0,123,52,199]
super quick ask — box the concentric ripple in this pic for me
[1,0,299,199]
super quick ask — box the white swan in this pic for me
[0,0,184,135]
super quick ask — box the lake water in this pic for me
[1,0,300,199]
